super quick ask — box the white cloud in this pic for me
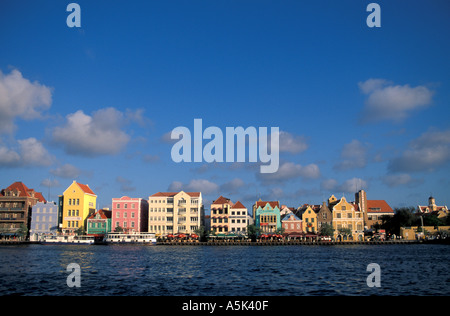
[257,161,320,183]
[51,107,131,156]
[388,128,450,172]
[50,163,82,178]
[381,173,423,188]
[0,69,52,134]
[334,139,369,171]
[116,176,136,192]
[359,78,434,123]
[41,178,61,188]
[0,137,53,167]
[168,179,219,195]
[185,179,219,194]
[220,178,245,194]
[321,177,368,193]
[277,131,308,154]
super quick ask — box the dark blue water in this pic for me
[0,244,449,296]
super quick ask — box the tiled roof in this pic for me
[255,201,279,209]
[150,191,200,197]
[2,181,46,202]
[212,195,232,205]
[76,182,96,195]
[367,200,393,213]
[231,201,246,209]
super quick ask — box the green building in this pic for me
[86,209,111,235]
[253,200,281,233]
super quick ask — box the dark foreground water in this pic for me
[0,244,449,296]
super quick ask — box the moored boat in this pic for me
[42,235,95,244]
[103,232,157,244]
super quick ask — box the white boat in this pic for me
[42,235,95,244]
[104,232,157,244]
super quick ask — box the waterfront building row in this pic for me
[1,181,448,241]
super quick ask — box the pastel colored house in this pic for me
[229,201,249,235]
[298,205,318,233]
[148,191,204,236]
[253,200,281,233]
[87,209,112,235]
[281,211,303,235]
[112,196,148,233]
[329,195,364,241]
[210,196,233,234]
[60,181,97,234]
[30,201,58,241]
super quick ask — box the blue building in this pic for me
[252,200,281,233]
[30,201,58,241]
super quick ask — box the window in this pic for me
[116,212,120,218]
[124,204,128,209]
[348,213,352,218]
[117,204,120,208]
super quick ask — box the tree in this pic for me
[380,206,416,236]
[75,227,85,236]
[194,225,208,242]
[338,227,352,240]
[319,223,334,237]
[247,224,260,242]
[114,226,124,233]
[16,224,28,240]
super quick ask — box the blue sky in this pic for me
[1,0,449,212]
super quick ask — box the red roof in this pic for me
[212,195,232,205]
[76,182,96,195]
[231,201,246,209]
[367,200,393,213]
[255,201,279,209]
[2,181,46,203]
[151,191,200,197]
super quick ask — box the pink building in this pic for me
[111,196,148,233]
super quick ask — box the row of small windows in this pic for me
[68,199,80,205]
[115,203,136,209]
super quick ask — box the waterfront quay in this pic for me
[157,239,423,246]
[2,239,448,246]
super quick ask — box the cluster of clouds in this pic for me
[0,69,144,172]
[1,68,448,205]
[358,78,434,123]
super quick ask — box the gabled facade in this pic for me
[0,181,46,238]
[316,201,332,232]
[148,191,204,235]
[281,211,303,234]
[298,205,318,233]
[330,196,364,241]
[87,208,112,235]
[112,196,148,233]
[60,181,97,234]
[229,201,249,234]
[211,196,233,233]
[253,200,281,233]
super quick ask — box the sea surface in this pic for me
[0,243,449,296]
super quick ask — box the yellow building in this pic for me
[329,195,364,241]
[61,181,97,234]
[299,205,318,233]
